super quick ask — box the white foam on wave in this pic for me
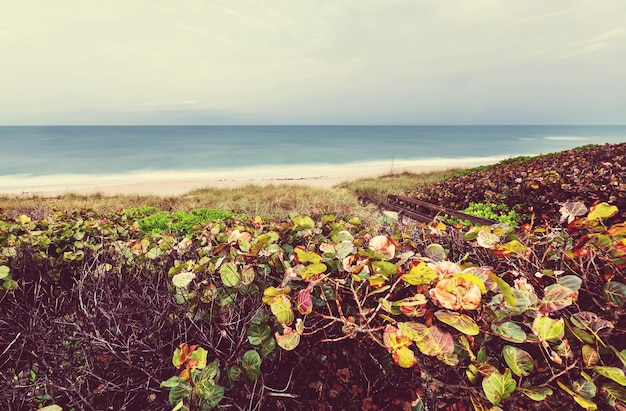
[544,136,589,141]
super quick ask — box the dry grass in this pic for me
[337,169,459,199]
[0,170,456,222]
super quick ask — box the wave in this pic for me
[544,136,590,141]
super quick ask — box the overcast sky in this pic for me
[1,0,625,125]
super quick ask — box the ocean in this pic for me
[1,125,625,192]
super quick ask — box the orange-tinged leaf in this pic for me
[383,325,417,368]
[369,235,397,258]
[393,346,417,368]
[430,277,481,310]
[383,324,412,351]
[415,325,454,356]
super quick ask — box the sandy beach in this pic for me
[1,157,506,197]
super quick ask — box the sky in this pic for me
[1,0,625,125]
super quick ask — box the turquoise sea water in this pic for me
[1,125,625,190]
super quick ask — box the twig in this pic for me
[541,360,579,386]
[0,332,21,358]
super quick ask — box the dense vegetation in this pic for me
[414,143,626,225]
[1,143,626,410]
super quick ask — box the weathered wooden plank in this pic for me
[387,195,497,225]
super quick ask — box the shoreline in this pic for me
[1,156,506,197]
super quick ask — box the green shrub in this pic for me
[123,205,159,219]
[450,202,519,228]
[137,208,234,235]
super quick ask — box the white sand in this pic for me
[1,157,506,197]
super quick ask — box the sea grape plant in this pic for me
[160,343,225,410]
[3,198,626,408]
[247,205,626,408]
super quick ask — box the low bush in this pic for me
[448,202,520,228]
[2,197,626,409]
[136,208,234,235]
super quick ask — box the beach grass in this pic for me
[336,169,462,198]
[0,170,454,222]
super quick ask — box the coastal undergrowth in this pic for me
[2,198,626,410]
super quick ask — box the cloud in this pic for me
[1,0,625,124]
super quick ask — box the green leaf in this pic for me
[259,336,276,358]
[172,272,195,288]
[0,265,9,280]
[294,246,322,263]
[275,319,304,351]
[610,346,626,368]
[270,295,294,325]
[602,382,626,406]
[558,275,582,292]
[189,347,208,369]
[594,366,626,386]
[517,386,553,401]
[38,405,64,411]
[169,385,188,409]
[482,369,516,405]
[292,215,315,229]
[220,262,240,287]
[194,377,224,408]
[171,397,184,411]
[532,316,565,342]
[491,321,527,343]
[242,350,261,381]
[489,273,516,308]
[434,310,479,335]
[228,365,242,382]
[397,321,429,342]
[493,239,527,255]
[301,262,327,280]
[604,281,626,307]
[402,262,437,285]
[383,324,417,368]
[587,202,618,221]
[539,283,577,313]
[570,311,613,343]
[240,266,255,285]
[582,345,600,367]
[502,345,534,376]
[160,375,180,388]
[425,243,446,262]
[557,380,598,411]
[572,372,597,399]
[247,324,272,346]
[372,261,398,276]
[262,286,291,304]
